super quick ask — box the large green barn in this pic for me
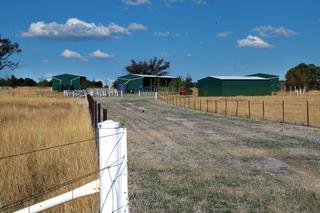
[198,74,280,97]
[115,74,177,93]
[52,74,82,92]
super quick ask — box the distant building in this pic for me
[114,74,178,93]
[198,73,280,96]
[52,74,82,92]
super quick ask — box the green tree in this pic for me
[184,74,193,88]
[125,57,170,76]
[0,35,21,71]
[37,79,52,87]
[285,63,320,90]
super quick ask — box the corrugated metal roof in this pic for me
[210,76,267,80]
[131,74,177,79]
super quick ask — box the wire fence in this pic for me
[158,93,320,128]
[0,94,129,213]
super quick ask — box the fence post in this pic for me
[188,98,190,108]
[98,103,101,123]
[155,92,158,100]
[262,101,265,120]
[200,99,202,111]
[184,97,186,108]
[224,99,227,117]
[98,121,129,213]
[306,101,309,126]
[215,100,217,113]
[248,100,251,119]
[138,90,141,97]
[103,108,108,121]
[194,97,196,110]
[207,99,209,112]
[282,100,285,123]
[236,100,239,117]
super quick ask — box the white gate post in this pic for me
[155,92,158,100]
[138,90,141,97]
[98,120,129,213]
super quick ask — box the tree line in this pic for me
[0,75,105,89]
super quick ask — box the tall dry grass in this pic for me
[0,87,98,212]
[160,93,320,127]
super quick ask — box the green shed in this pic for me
[198,75,276,97]
[52,74,82,92]
[115,74,177,93]
[246,73,280,92]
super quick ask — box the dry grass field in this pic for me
[0,87,98,212]
[97,96,320,212]
[160,93,320,128]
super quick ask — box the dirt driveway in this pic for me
[97,96,320,212]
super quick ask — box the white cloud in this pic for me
[237,35,273,48]
[123,0,151,6]
[108,23,130,35]
[162,0,206,5]
[128,23,147,31]
[160,51,170,57]
[185,53,192,58]
[154,31,170,37]
[22,18,145,40]
[216,31,233,38]
[41,59,49,64]
[90,50,114,59]
[252,25,297,37]
[61,49,86,60]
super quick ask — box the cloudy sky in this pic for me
[0,0,319,84]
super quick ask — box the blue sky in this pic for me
[0,0,319,85]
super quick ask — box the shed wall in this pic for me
[198,77,222,96]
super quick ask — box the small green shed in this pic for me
[52,74,82,92]
[115,74,177,93]
[198,75,277,97]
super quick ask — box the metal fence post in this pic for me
[98,121,129,213]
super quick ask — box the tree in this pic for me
[184,74,193,88]
[0,35,21,71]
[285,63,320,90]
[125,57,170,76]
[37,79,52,87]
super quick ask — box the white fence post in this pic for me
[98,120,129,213]
[138,90,141,97]
[155,92,158,100]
